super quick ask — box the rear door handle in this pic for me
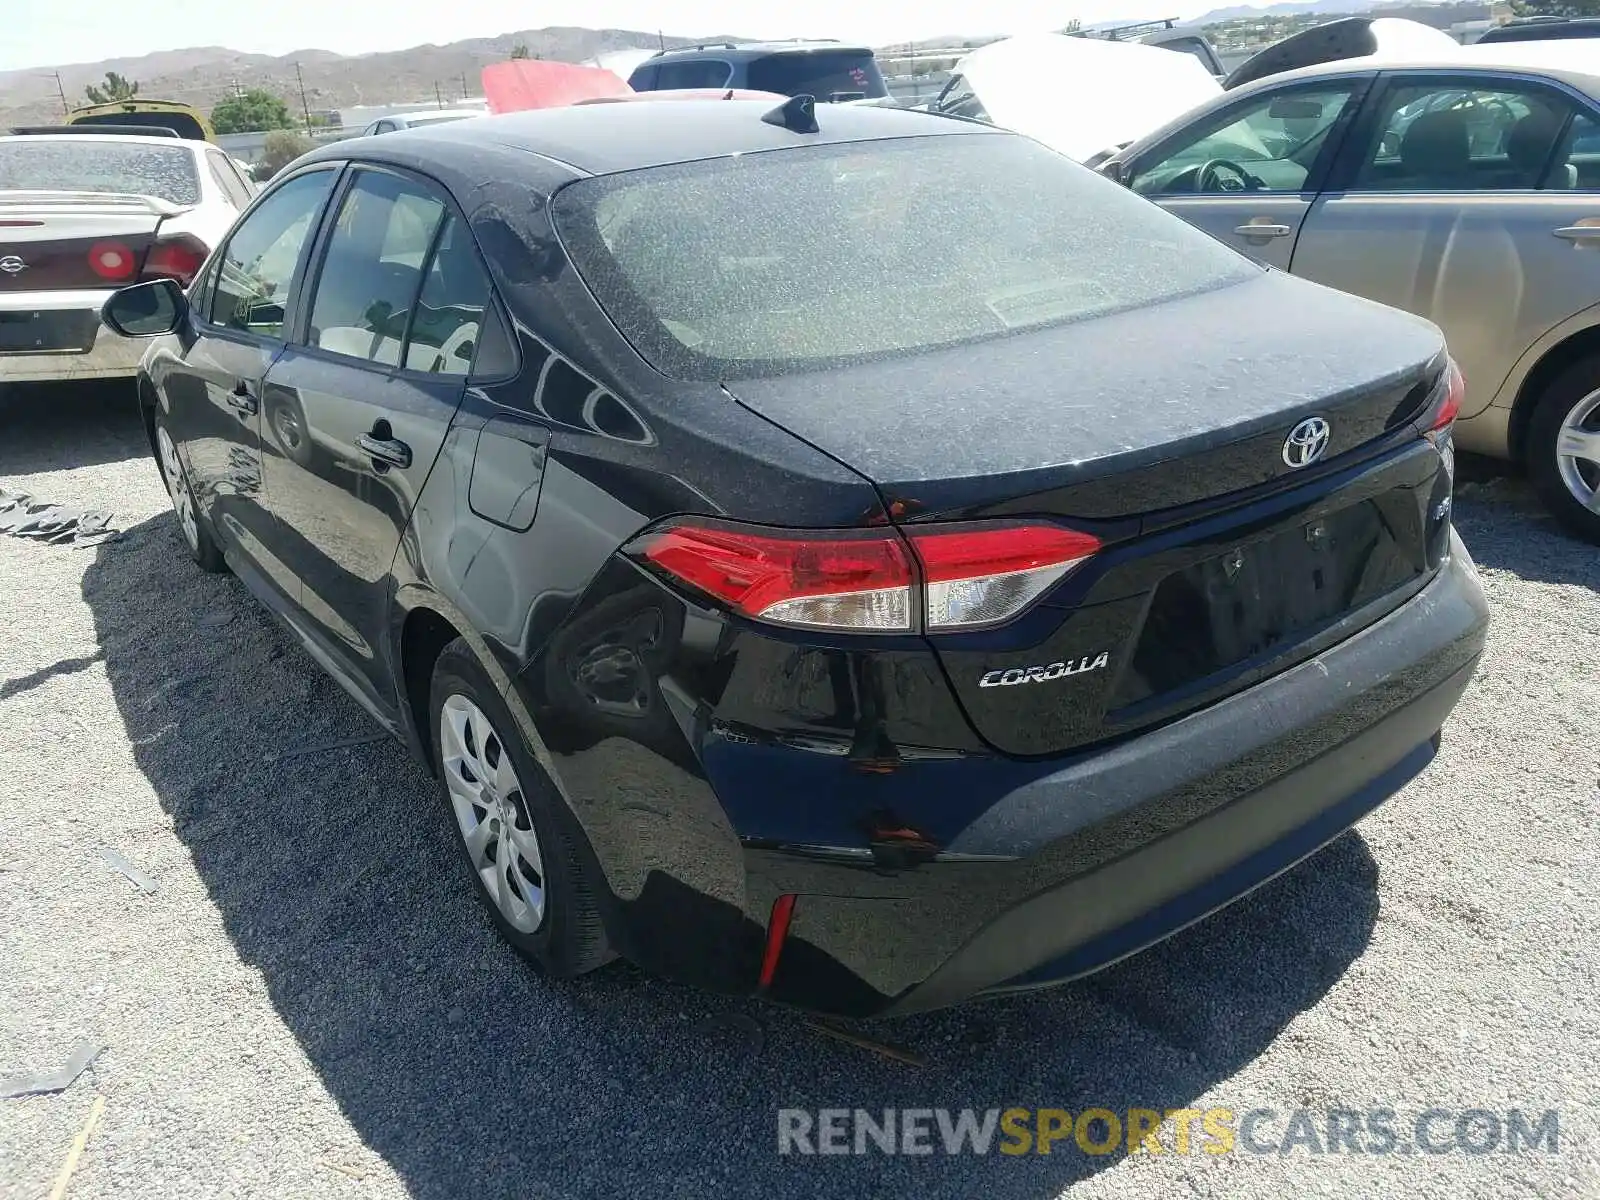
[1234,223,1292,240]
[227,382,258,415]
[1552,225,1600,245]
[357,432,412,470]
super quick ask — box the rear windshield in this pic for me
[551,132,1256,381]
[746,50,888,101]
[0,140,200,204]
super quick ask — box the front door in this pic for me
[163,166,338,601]
[1123,78,1369,269]
[1290,74,1600,419]
[259,166,498,717]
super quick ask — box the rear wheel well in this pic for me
[1509,326,1600,463]
[401,607,462,775]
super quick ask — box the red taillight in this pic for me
[908,523,1102,631]
[87,241,137,281]
[637,517,1100,633]
[1418,357,1463,480]
[1430,359,1465,432]
[641,521,914,631]
[141,234,208,286]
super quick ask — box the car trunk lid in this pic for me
[724,270,1455,757]
[723,271,1445,522]
[0,191,174,292]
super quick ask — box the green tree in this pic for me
[84,71,139,104]
[211,89,296,135]
[257,130,312,180]
[510,41,531,58]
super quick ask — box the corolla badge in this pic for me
[1282,416,1332,468]
[0,255,26,275]
[979,652,1110,689]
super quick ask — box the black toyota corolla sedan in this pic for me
[100,96,1489,1017]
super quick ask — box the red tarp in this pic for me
[480,61,632,114]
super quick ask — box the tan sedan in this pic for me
[1104,40,1600,542]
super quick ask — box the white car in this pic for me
[923,34,1225,164]
[359,109,485,136]
[0,129,252,385]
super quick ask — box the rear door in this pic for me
[1290,71,1600,418]
[1123,77,1370,269]
[164,165,339,599]
[258,165,500,717]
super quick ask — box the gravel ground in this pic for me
[1,383,1597,1200]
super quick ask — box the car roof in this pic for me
[325,97,988,179]
[645,40,872,63]
[1231,38,1600,94]
[0,132,204,148]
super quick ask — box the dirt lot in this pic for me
[1,384,1597,1200]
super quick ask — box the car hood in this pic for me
[1224,17,1461,89]
[958,33,1223,161]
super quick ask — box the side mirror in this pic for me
[101,278,187,338]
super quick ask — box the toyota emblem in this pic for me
[0,255,26,275]
[1282,416,1332,469]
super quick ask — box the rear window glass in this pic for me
[0,140,200,205]
[70,110,208,140]
[745,50,888,100]
[551,133,1256,382]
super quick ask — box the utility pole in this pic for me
[459,72,469,99]
[47,71,69,114]
[292,60,312,130]
[657,29,666,52]
[434,81,444,108]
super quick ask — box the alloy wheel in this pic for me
[1555,388,1600,515]
[156,426,200,551]
[439,694,546,933]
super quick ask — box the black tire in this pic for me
[428,638,611,977]
[152,414,227,573]
[1526,357,1600,545]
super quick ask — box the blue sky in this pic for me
[3,0,1221,71]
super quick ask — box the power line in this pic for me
[39,71,70,114]
[292,60,312,130]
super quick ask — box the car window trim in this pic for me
[204,148,248,208]
[291,160,518,383]
[221,154,255,203]
[1126,73,1375,197]
[1325,68,1597,195]
[193,162,346,348]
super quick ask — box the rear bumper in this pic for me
[745,534,1489,1016]
[0,289,142,383]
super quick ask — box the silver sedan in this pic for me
[1103,40,1600,543]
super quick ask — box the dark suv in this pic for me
[628,41,889,102]
[100,99,1487,1018]
[1474,16,1600,43]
